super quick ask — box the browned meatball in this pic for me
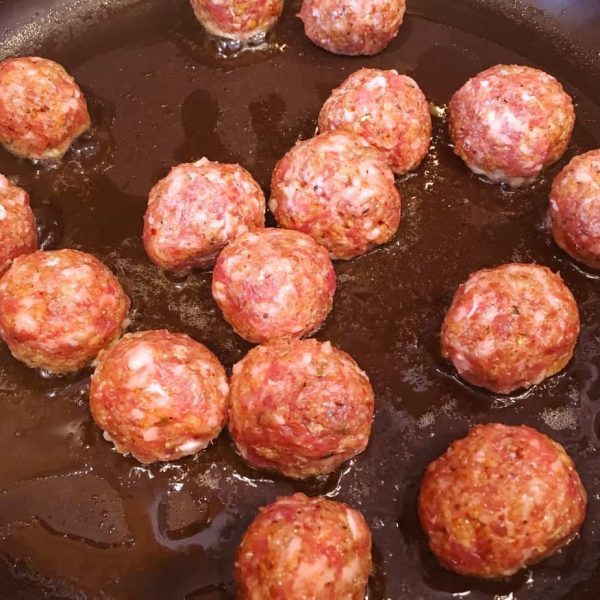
[419,424,587,578]
[236,493,372,599]
[441,263,579,394]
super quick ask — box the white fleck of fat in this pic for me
[575,167,593,184]
[193,157,210,168]
[142,427,160,442]
[14,310,39,334]
[364,75,388,90]
[127,345,155,371]
[0,204,6,220]
[131,408,145,420]
[301,352,313,365]
[346,509,360,539]
[176,439,207,454]
[146,382,170,406]
[218,379,229,396]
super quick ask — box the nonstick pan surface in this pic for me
[0,0,599,598]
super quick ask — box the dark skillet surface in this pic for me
[0,0,599,598]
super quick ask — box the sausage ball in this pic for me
[270,131,401,260]
[419,423,587,578]
[449,65,575,187]
[0,250,129,373]
[0,56,90,161]
[212,229,336,344]
[0,175,37,275]
[549,149,600,270]
[90,330,229,464]
[318,68,432,175]
[236,493,372,599]
[190,0,284,41]
[299,0,406,56]
[229,338,374,478]
[441,263,579,394]
[143,158,265,272]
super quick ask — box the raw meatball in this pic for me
[419,423,587,578]
[190,0,284,41]
[270,131,401,260]
[143,158,265,272]
[550,149,600,270]
[0,56,90,161]
[299,0,406,56]
[441,263,579,394]
[236,493,372,599]
[0,175,37,275]
[90,330,229,464]
[319,68,431,175]
[0,249,129,373]
[212,229,336,343]
[229,338,374,478]
[449,65,574,187]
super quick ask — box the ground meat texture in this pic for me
[270,131,401,260]
[212,229,336,344]
[441,263,579,394]
[299,0,405,56]
[318,68,431,175]
[190,0,283,41]
[0,56,90,161]
[550,149,600,270]
[449,65,575,187]
[143,159,265,272]
[229,338,374,479]
[0,250,129,373]
[236,493,372,599]
[90,330,229,464]
[0,175,37,275]
[419,423,587,579]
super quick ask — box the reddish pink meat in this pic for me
[419,424,587,578]
[0,249,129,373]
[212,228,336,344]
[0,56,90,160]
[143,158,265,272]
[449,65,574,186]
[550,149,600,270]
[441,263,579,394]
[229,338,374,478]
[190,0,283,40]
[319,68,431,175]
[270,131,401,260]
[0,175,37,275]
[90,329,229,464]
[236,493,372,599]
[299,0,406,56]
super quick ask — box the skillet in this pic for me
[0,0,599,597]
